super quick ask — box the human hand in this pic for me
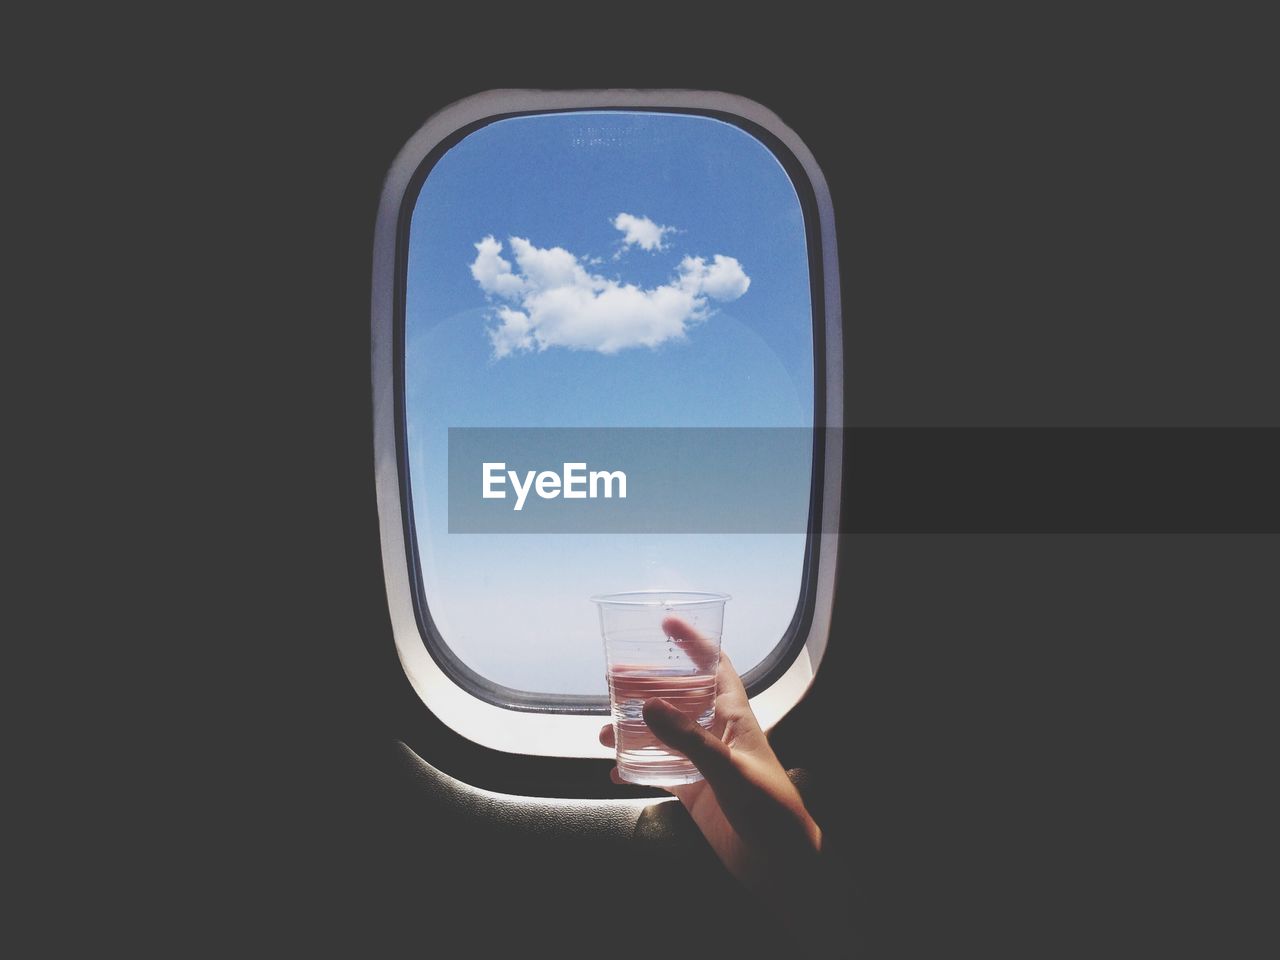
[599,616,824,917]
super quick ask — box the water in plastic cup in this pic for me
[591,591,728,786]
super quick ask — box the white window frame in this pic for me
[372,89,843,758]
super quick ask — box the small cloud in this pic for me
[677,254,751,301]
[470,235,525,300]
[468,232,751,358]
[612,212,674,253]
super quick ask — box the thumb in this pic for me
[644,700,817,859]
[643,698,740,793]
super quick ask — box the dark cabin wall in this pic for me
[143,11,1276,957]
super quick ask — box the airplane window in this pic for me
[374,92,842,753]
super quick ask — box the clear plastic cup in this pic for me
[591,591,729,786]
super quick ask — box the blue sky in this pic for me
[405,111,815,695]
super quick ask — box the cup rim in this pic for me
[589,590,731,607]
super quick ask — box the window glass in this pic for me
[405,111,814,698]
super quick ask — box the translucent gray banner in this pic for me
[447,427,830,533]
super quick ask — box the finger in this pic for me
[715,652,750,705]
[598,724,615,748]
[609,766,625,785]
[661,616,721,673]
[643,697,743,796]
[660,617,752,711]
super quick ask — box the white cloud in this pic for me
[677,254,751,301]
[612,212,674,253]
[470,235,526,300]
[469,232,751,358]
